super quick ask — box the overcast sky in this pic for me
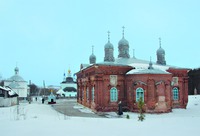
[0,0,200,86]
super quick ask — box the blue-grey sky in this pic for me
[0,0,200,86]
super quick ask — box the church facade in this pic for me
[76,28,189,113]
[57,69,77,98]
[4,67,29,100]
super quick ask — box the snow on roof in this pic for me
[8,90,17,96]
[126,62,171,74]
[80,57,185,74]
[127,68,170,74]
[0,86,18,96]
[56,89,64,94]
[80,64,92,70]
[0,86,11,91]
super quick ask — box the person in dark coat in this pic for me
[42,98,45,104]
[118,101,123,115]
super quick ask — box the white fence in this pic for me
[0,97,18,107]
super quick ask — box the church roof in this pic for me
[127,68,170,75]
[82,56,182,75]
[9,75,25,82]
[79,29,186,74]
[7,67,25,82]
[97,61,128,66]
[63,87,77,92]
[0,86,18,97]
[61,77,76,83]
[83,55,178,69]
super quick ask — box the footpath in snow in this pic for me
[0,95,200,136]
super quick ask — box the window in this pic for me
[82,90,84,99]
[136,87,144,102]
[86,88,89,100]
[110,87,118,102]
[173,87,179,100]
[92,87,95,102]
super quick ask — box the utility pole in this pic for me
[43,80,46,97]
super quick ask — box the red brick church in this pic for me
[76,28,189,113]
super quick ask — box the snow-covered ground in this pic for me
[0,95,200,136]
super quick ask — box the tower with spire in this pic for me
[104,31,115,62]
[118,26,130,58]
[58,67,77,98]
[89,45,96,64]
[156,37,166,65]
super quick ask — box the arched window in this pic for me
[136,87,144,102]
[82,89,84,100]
[172,87,179,100]
[110,87,118,102]
[86,88,89,100]
[92,87,95,102]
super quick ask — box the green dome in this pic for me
[105,41,114,49]
[118,38,129,47]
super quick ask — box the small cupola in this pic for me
[89,45,96,64]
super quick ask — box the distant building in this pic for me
[188,68,200,95]
[0,86,18,107]
[4,67,29,99]
[57,69,77,98]
[76,28,189,113]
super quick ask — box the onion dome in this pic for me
[104,31,115,62]
[9,67,25,82]
[157,46,165,55]
[156,37,165,55]
[89,45,96,64]
[118,37,129,47]
[156,38,166,65]
[105,41,114,49]
[118,26,130,58]
[89,54,96,63]
[104,31,114,49]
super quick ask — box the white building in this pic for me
[4,67,29,99]
[0,86,18,107]
[57,69,77,98]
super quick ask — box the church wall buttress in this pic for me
[147,79,156,110]
[117,75,126,101]
[165,80,172,110]
[179,78,184,106]
[184,77,189,107]
[95,76,103,111]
